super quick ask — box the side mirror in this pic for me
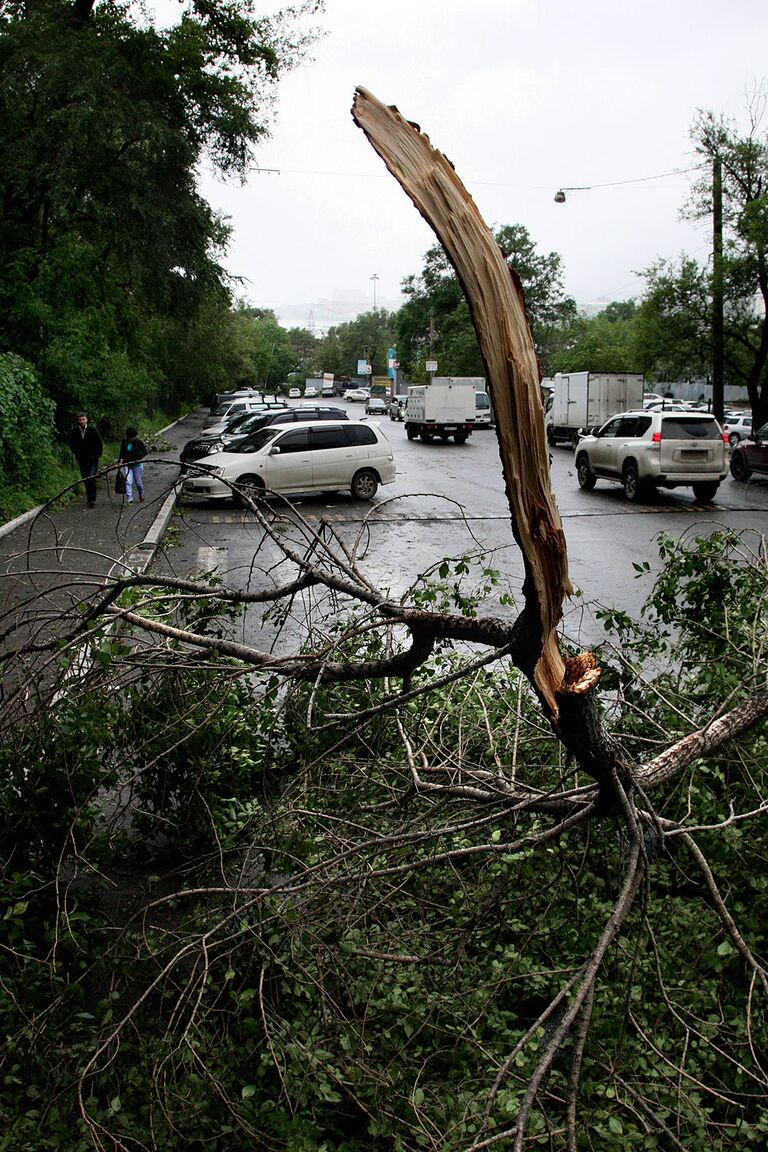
[269,446,281,455]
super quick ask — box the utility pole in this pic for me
[370,273,379,309]
[711,154,724,424]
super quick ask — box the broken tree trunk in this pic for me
[352,88,586,726]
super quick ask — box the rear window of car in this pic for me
[616,416,652,437]
[660,417,722,440]
[345,425,378,446]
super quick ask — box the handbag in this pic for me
[114,468,127,495]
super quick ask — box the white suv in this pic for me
[575,410,728,503]
[180,420,395,504]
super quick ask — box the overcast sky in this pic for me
[157,0,768,333]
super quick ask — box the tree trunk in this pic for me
[352,88,588,726]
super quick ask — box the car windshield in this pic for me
[229,427,281,453]
[660,417,722,440]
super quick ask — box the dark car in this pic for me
[365,396,388,415]
[181,405,349,465]
[729,421,768,481]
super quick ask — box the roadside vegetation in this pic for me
[1,524,766,1151]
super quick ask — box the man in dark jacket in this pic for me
[68,412,103,507]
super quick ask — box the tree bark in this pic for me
[351,88,578,725]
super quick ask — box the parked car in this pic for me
[729,422,768,481]
[180,406,349,465]
[288,387,302,399]
[574,409,728,503]
[345,388,370,403]
[208,389,261,413]
[179,420,395,504]
[200,402,285,439]
[642,400,690,413]
[365,396,388,415]
[203,399,266,429]
[722,412,753,445]
[304,385,319,398]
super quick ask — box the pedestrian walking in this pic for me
[67,411,103,508]
[117,426,148,503]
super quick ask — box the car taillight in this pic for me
[652,431,662,443]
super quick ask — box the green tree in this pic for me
[638,101,768,424]
[0,0,320,430]
[396,226,576,380]
[550,300,642,375]
[633,257,712,385]
[285,325,320,381]
[229,306,298,389]
[315,309,396,377]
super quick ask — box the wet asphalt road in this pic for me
[160,401,768,650]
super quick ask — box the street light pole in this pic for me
[370,273,379,309]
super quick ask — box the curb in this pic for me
[121,486,180,574]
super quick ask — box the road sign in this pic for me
[426,359,438,373]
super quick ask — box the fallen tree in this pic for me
[0,90,767,1151]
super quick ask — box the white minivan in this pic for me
[180,420,395,504]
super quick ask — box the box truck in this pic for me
[544,372,645,447]
[405,378,476,443]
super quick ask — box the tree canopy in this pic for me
[0,0,322,431]
[395,226,576,381]
[633,100,768,425]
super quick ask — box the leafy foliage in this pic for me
[1,532,766,1149]
[0,0,321,433]
[396,227,576,381]
[0,353,77,519]
[314,309,397,379]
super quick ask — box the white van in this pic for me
[180,420,395,504]
[475,391,492,426]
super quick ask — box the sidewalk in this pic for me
[0,410,206,688]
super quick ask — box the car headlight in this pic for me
[208,466,226,478]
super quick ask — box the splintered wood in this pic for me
[351,87,581,723]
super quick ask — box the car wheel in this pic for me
[351,468,378,501]
[234,473,265,506]
[692,481,719,502]
[622,463,646,503]
[576,454,596,491]
[729,452,751,482]
[406,427,416,440]
[728,431,741,446]
[454,433,468,445]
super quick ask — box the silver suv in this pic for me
[575,410,728,503]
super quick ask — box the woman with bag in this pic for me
[117,426,148,503]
